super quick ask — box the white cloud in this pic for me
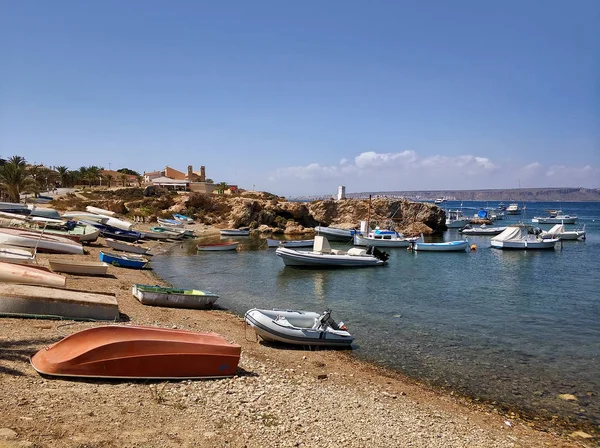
[354,150,417,169]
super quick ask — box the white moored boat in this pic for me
[0,245,36,264]
[266,238,314,248]
[459,224,506,236]
[275,235,387,268]
[532,210,578,224]
[105,238,151,255]
[445,210,470,228]
[353,228,421,248]
[409,240,470,252]
[540,224,586,241]
[85,206,116,216]
[314,225,356,241]
[505,203,522,215]
[0,228,84,254]
[491,226,559,250]
[0,261,66,287]
[197,242,239,251]
[48,260,110,276]
[244,308,354,347]
[220,228,250,236]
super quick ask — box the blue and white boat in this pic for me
[79,220,141,243]
[353,228,421,248]
[409,239,470,252]
[157,217,184,227]
[173,213,194,223]
[99,251,148,269]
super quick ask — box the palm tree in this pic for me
[56,166,69,187]
[215,182,228,194]
[120,173,128,187]
[104,174,114,188]
[86,166,102,187]
[0,155,35,202]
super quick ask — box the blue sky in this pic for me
[1,1,598,197]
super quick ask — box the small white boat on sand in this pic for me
[157,217,184,227]
[275,235,388,268]
[244,308,354,347]
[220,228,250,236]
[49,259,110,276]
[132,284,219,309]
[0,227,84,254]
[62,212,110,224]
[266,238,314,248]
[0,261,66,287]
[491,226,559,250]
[105,238,151,255]
[197,242,239,251]
[0,245,35,265]
[86,206,116,217]
[540,224,586,241]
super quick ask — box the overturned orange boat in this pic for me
[31,325,241,379]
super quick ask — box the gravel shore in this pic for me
[0,223,588,447]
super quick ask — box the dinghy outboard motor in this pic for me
[367,246,389,263]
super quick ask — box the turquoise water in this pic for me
[152,201,600,431]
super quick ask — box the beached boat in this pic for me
[491,226,559,250]
[540,224,586,241]
[32,223,100,243]
[409,240,470,252]
[157,217,184,227]
[30,325,241,379]
[99,251,148,269]
[0,227,84,254]
[0,201,29,214]
[132,284,219,309]
[79,220,141,242]
[275,235,387,268]
[353,228,421,248]
[140,230,172,241]
[0,284,119,320]
[266,238,314,248]
[532,210,578,224]
[0,245,35,264]
[49,259,110,276]
[27,205,61,219]
[62,212,110,224]
[85,205,116,216]
[313,225,356,242]
[459,224,507,236]
[244,309,354,347]
[173,213,194,223]
[220,228,250,236]
[105,238,151,255]
[149,227,185,239]
[505,203,522,215]
[197,242,239,251]
[445,210,470,228]
[0,261,66,287]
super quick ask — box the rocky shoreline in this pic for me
[0,221,591,447]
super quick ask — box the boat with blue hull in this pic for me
[410,240,470,252]
[99,251,148,269]
[79,220,141,242]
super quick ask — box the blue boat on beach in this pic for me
[99,251,148,269]
[79,220,141,243]
[173,213,194,223]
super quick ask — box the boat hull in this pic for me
[313,226,355,241]
[99,251,148,269]
[532,217,578,224]
[197,242,239,251]
[412,241,469,252]
[0,284,119,320]
[353,234,418,248]
[491,239,559,249]
[245,309,354,347]
[275,247,384,267]
[105,238,150,255]
[220,229,250,236]
[49,260,109,276]
[459,227,506,236]
[266,238,314,248]
[0,245,35,264]
[31,325,241,379]
[0,261,66,287]
[0,228,84,254]
[132,284,218,309]
[86,206,116,216]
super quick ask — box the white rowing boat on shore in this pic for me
[0,261,66,287]
[49,259,110,276]
[0,227,84,254]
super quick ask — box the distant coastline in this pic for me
[292,187,600,202]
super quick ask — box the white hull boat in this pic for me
[105,238,151,255]
[532,210,578,224]
[0,284,119,320]
[410,240,470,252]
[275,236,387,268]
[0,261,66,287]
[132,284,219,309]
[314,225,356,241]
[445,210,470,228]
[245,308,354,347]
[197,242,239,251]
[49,260,110,276]
[540,224,586,241]
[353,229,421,248]
[0,228,84,254]
[266,238,314,248]
[85,206,116,216]
[505,203,521,215]
[459,225,506,236]
[220,229,250,236]
[157,218,184,227]
[0,245,35,264]
[140,230,171,241]
[62,212,110,224]
[491,226,559,250]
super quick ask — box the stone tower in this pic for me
[187,165,193,179]
[200,166,206,182]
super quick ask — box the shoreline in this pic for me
[0,223,592,447]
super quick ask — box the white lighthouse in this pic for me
[337,185,346,201]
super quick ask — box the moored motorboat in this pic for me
[0,227,84,254]
[132,284,219,309]
[0,284,119,320]
[197,242,239,251]
[445,210,470,228]
[353,228,421,248]
[409,239,470,252]
[266,238,314,248]
[313,225,356,242]
[491,226,559,250]
[220,228,250,236]
[505,203,522,215]
[459,224,507,236]
[105,238,151,255]
[30,325,241,379]
[0,261,66,287]
[532,210,578,224]
[244,308,354,347]
[49,259,110,276]
[540,224,586,241]
[275,235,388,268]
[99,251,148,269]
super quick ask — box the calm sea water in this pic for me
[152,201,600,431]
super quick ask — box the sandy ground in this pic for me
[0,222,593,447]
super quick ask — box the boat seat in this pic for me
[347,248,367,256]
[330,249,345,255]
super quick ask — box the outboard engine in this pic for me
[368,246,389,262]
